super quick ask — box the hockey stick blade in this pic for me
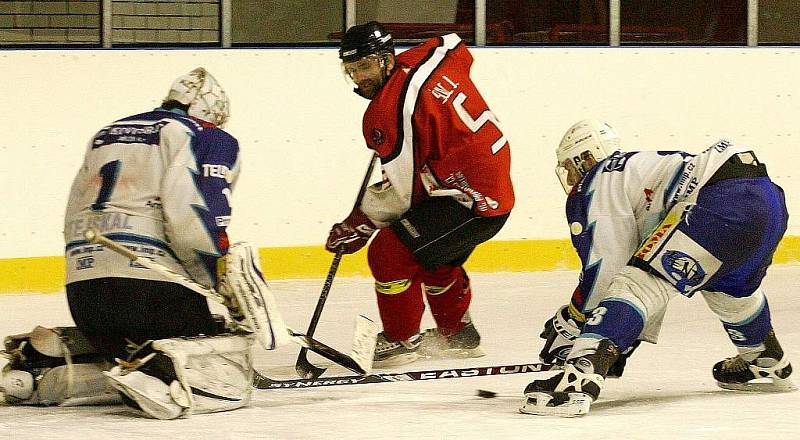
[254,362,557,389]
[291,332,367,375]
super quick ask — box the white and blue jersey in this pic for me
[567,140,752,313]
[64,109,240,288]
[569,140,787,353]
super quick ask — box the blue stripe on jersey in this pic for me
[65,233,178,261]
[567,166,603,311]
[187,126,239,283]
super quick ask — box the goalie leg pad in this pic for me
[1,326,118,406]
[218,242,290,350]
[2,363,119,406]
[105,369,185,420]
[106,334,254,419]
[3,326,99,367]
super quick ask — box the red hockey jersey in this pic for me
[360,33,514,225]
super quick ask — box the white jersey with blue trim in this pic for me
[64,109,240,287]
[568,139,740,310]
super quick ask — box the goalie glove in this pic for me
[539,304,584,365]
[325,207,377,254]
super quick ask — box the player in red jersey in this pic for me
[327,22,514,367]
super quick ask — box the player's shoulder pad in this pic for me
[191,125,240,164]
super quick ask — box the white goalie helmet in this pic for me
[165,67,230,127]
[555,119,620,193]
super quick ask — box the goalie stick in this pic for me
[83,229,375,375]
[296,153,379,379]
[254,362,557,389]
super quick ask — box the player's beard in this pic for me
[355,79,382,99]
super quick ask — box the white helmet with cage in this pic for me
[165,67,230,128]
[555,119,620,193]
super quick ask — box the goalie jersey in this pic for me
[568,140,741,311]
[359,33,514,225]
[64,109,240,287]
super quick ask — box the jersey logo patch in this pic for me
[660,250,706,293]
[371,128,385,146]
[602,154,628,172]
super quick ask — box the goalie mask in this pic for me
[165,67,230,128]
[555,119,619,194]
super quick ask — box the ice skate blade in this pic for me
[372,352,421,369]
[519,391,592,417]
[435,346,486,359]
[717,378,797,393]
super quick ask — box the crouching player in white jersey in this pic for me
[521,120,794,417]
[1,68,273,419]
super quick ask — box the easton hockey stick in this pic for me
[296,153,380,379]
[255,362,557,389]
[83,229,374,375]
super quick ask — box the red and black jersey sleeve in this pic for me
[361,34,514,219]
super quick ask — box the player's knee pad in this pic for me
[105,334,254,420]
[604,266,675,344]
[1,326,118,406]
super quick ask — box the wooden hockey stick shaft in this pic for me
[295,153,379,379]
[83,229,369,375]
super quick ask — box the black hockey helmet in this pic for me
[339,21,394,63]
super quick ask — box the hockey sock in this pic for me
[374,279,425,342]
[423,266,471,336]
[581,299,645,354]
[703,289,772,356]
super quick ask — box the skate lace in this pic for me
[375,333,421,353]
[721,355,750,373]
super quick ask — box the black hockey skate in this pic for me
[713,330,795,392]
[372,332,423,368]
[521,339,620,417]
[420,321,485,359]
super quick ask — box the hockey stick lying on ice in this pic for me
[253,362,557,389]
[296,152,380,380]
[83,229,376,376]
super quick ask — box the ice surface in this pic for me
[1,267,798,440]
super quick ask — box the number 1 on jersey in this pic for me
[92,160,121,211]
